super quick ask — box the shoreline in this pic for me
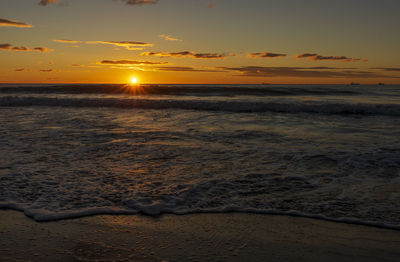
[1,209,399,261]
[1,205,399,231]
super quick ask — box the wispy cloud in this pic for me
[248,52,286,59]
[38,0,59,6]
[155,66,224,72]
[15,68,26,72]
[53,39,81,44]
[33,47,54,53]
[100,60,167,65]
[141,51,234,59]
[0,18,33,28]
[371,67,400,72]
[40,69,54,72]
[40,0,159,7]
[118,0,159,5]
[220,66,386,78]
[0,44,29,51]
[87,41,153,50]
[296,53,367,62]
[159,34,182,42]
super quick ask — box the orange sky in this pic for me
[1,0,400,84]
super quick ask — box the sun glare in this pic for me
[130,77,138,84]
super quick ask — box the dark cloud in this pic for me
[100,60,167,65]
[40,69,54,72]
[1,44,54,52]
[141,51,234,59]
[38,0,59,6]
[306,66,357,70]
[12,46,29,51]
[0,44,12,49]
[297,53,367,62]
[297,53,317,59]
[248,52,286,59]
[15,68,25,72]
[0,44,29,51]
[0,18,33,28]
[119,0,159,5]
[155,66,224,72]
[33,47,54,53]
[87,41,153,50]
[40,0,159,6]
[220,66,387,78]
[371,67,400,72]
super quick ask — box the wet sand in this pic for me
[0,209,399,261]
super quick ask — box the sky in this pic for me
[1,0,400,84]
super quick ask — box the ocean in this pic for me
[0,84,399,229]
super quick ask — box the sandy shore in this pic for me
[0,210,399,262]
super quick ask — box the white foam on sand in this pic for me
[1,200,400,231]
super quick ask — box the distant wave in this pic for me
[1,96,400,116]
[0,84,361,96]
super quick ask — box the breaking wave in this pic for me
[1,96,400,116]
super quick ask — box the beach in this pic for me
[1,84,400,261]
[1,210,399,261]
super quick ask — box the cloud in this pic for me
[15,68,26,72]
[155,66,224,72]
[296,53,367,62]
[159,34,182,42]
[120,0,159,5]
[33,47,54,53]
[100,60,167,65]
[40,0,159,6]
[1,44,54,53]
[0,44,29,51]
[38,0,59,6]
[141,51,234,59]
[371,67,400,72]
[40,69,54,72]
[0,18,33,28]
[220,66,386,78]
[248,52,286,59]
[55,39,152,50]
[53,39,81,44]
[87,41,153,50]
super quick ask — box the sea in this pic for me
[0,84,399,229]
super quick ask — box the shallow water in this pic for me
[0,84,399,228]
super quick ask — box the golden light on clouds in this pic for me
[0,18,33,28]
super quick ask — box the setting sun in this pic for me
[130,77,138,84]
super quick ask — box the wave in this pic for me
[1,202,399,230]
[1,96,400,116]
[0,84,362,96]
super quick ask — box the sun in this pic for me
[130,77,138,84]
